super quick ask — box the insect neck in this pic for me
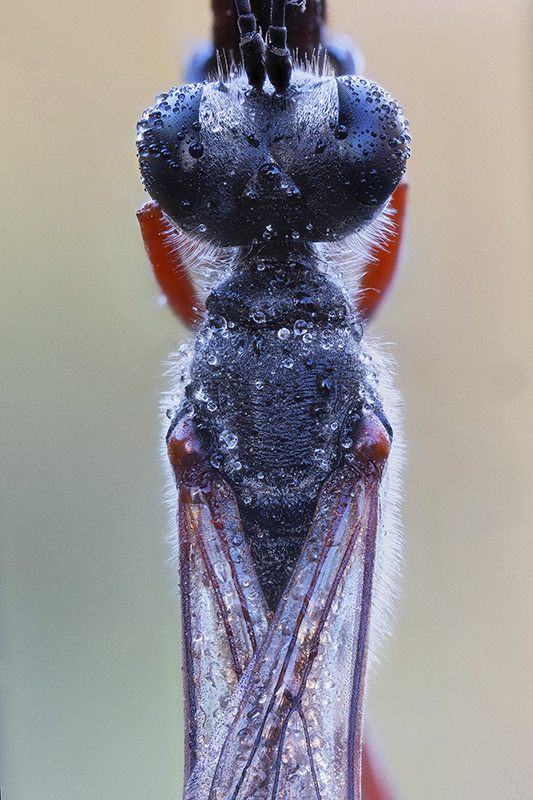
[205,247,353,331]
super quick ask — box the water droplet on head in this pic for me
[334,124,348,140]
[277,327,290,341]
[257,162,281,185]
[188,142,203,158]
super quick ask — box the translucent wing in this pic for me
[175,426,386,800]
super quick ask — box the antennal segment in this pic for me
[266,0,292,92]
[233,0,266,89]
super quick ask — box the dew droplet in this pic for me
[210,452,222,469]
[188,142,203,158]
[334,124,348,140]
[220,430,238,450]
[241,489,252,505]
[209,316,227,333]
[252,308,266,324]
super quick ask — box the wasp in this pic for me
[136,0,409,797]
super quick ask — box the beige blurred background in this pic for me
[1,0,532,798]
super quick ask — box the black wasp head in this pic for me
[137,72,410,247]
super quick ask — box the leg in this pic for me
[362,733,400,800]
[137,200,204,327]
[358,182,409,322]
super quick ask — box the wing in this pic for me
[170,418,271,778]
[170,414,393,800]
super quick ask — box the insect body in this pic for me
[137,2,409,797]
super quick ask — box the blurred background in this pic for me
[1,0,532,798]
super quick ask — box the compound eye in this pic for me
[335,76,410,207]
[136,84,204,221]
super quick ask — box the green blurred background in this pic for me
[1,0,532,798]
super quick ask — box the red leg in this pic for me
[137,200,204,328]
[362,734,400,800]
[358,182,409,323]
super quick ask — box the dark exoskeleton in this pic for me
[137,0,409,797]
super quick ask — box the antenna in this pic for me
[234,0,266,89]
[233,0,292,92]
[266,0,292,92]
